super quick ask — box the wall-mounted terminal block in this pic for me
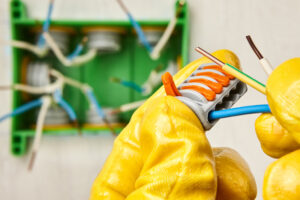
[26,62,50,88]
[176,63,247,130]
[83,27,125,54]
[31,27,74,53]
[137,27,164,46]
[86,107,119,125]
[36,106,70,126]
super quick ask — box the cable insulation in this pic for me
[209,104,271,121]
[0,98,43,122]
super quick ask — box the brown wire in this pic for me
[195,47,225,66]
[0,85,12,90]
[116,0,130,14]
[246,35,264,60]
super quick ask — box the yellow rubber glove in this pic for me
[213,147,257,200]
[90,49,241,200]
[266,58,300,143]
[262,58,300,199]
[263,149,300,200]
[255,113,300,158]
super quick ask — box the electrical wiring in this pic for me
[110,77,144,93]
[142,61,178,95]
[37,0,55,47]
[50,69,86,90]
[246,35,273,75]
[53,90,77,121]
[111,99,146,114]
[28,96,51,171]
[86,89,117,135]
[67,37,88,61]
[209,104,271,120]
[43,32,97,67]
[13,76,63,94]
[115,0,153,53]
[150,0,185,60]
[195,47,267,94]
[50,69,116,135]
[0,98,43,122]
[9,40,48,57]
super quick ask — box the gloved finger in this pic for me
[266,58,300,142]
[213,147,257,200]
[255,113,300,158]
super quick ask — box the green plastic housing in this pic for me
[9,0,189,156]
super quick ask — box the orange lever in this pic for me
[162,72,181,96]
[181,85,216,101]
[188,79,223,94]
[203,65,235,80]
[196,72,230,86]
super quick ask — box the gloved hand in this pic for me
[89,50,241,200]
[259,58,300,200]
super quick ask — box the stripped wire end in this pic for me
[110,77,144,93]
[246,35,273,75]
[116,0,130,14]
[28,151,37,171]
[110,108,121,115]
[0,85,13,90]
[73,120,82,135]
[195,47,225,66]
[103,117,117,136]
[81,36,88,45]
[154,64,164,73]
[246,35,263,59]
[110,77,121,83]
[176,0,186,17]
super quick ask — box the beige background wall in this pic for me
[1,0,299,199]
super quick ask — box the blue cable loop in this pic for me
[53,90,77,121]
[121,80,144,93]
[86,90,105,118]
[128,13,153,53]
[0,98,43,123]
[67,44,84,60]
[209,104,271,121]
[37,2,54,47]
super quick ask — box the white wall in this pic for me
[1,0,300,199]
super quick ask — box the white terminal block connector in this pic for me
[176,63,247,130]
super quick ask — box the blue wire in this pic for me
[0,98,43,123]
[127,13,153,53]
[37,1,54,47]
[121,80,144,93]
[209,104,271,121]
[67,44,84,60]
[86,90,105,118]
[53,90,77,121]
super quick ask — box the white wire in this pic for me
[142,61,177,95]
[28,95,52,170]
[259,58,273,75]
[50,69,91,92]
[10,40,48,57]
[119,100,145,112]
[43,32,96,67]
[13,77,63,94]
[150,16,177,60]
